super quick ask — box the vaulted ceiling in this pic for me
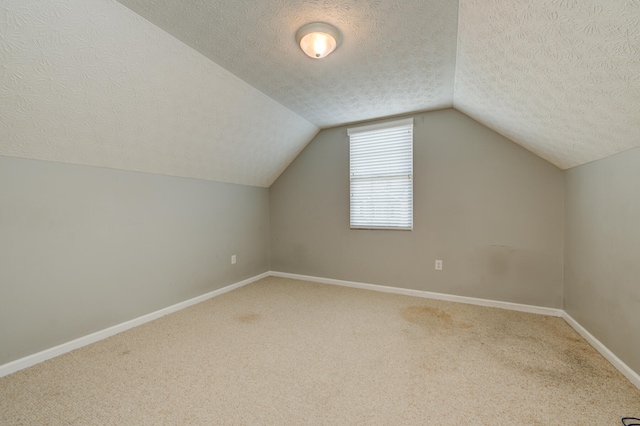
[455,0,640,169]
[115,0,459,128]
[1,0,639,186]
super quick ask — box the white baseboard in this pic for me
[4,270,639,392]
[0,272,269,378]
[269,271,563,317]
[269,271,639,391]
[562,311,640,390]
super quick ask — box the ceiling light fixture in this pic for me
[296,22,342,59]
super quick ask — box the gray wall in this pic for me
[0,156,269,366]
[270,109,565,307]
[564,147,640,374]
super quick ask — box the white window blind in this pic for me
[348,118,413,230]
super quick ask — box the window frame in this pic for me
[348,118,414,231]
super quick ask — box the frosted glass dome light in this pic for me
[296,22,342,59]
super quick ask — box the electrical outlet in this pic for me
[231,255,236,265]
[435,260,443,270]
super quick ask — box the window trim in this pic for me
[348,118,414,231]
[347,118,414,137]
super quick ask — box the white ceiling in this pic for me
[1,0,639,187]
[0,0,318,187]
[115,0,460,129]
[455,0,640,169]
[115,0,640,169]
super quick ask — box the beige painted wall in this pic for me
[270,109,565,307]
[0,156,269,366]
[564,147,640,375]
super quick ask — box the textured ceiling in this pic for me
[0,0,318,187]
[455,0,640,169]
[114,0,640,170]
[2,0,640,186]
[114,0,459,128]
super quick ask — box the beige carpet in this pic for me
[1,276,639,425]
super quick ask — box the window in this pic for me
[348,118,413,230]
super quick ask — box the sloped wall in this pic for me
[0,156,269,366]
[564,147,640,375]
[270,109,565,307]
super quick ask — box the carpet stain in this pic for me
[402,306,453,326]
[485,320,616,385]
[120,350,130,356]
[237,313,261,324]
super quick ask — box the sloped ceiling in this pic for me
[1,0,639,187]
[455,0,640,169]
[0,0,318,187]
[115,0,459,128]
